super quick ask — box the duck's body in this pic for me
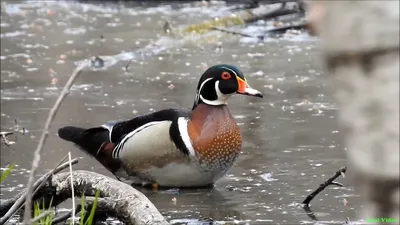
[58,64,262,188]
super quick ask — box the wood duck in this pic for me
[58,64,263,188]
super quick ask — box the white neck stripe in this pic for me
[177,117,196,157]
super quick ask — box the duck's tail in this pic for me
[58,126,121,173]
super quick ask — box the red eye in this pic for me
[221,72,231,80]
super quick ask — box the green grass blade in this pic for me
[80,192,86,225]
[0,163,15,183]
[44,197,54,225]
[84,189,100,225]
[33,202,40,225]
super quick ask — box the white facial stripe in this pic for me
[198,81,230,105]
[195,77,213,104]
[198,77,213,94]
[198,77,234,106]
[177,117,196,157]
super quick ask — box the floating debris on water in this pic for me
[260,173,278,182]
[91,56,105,68]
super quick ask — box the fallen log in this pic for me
[48,170,169,225]
[179,2,302,35]
[1,170,169,225]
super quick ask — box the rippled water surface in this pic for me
[1,1,361,224]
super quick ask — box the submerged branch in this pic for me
[302,166,347,206]
[1,131,15,146]
[303,205,318,221]
[301,166,347,222]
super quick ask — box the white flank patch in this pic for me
[177,117,196,157]
[112,121,164,158]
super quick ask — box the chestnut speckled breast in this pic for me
[188,104,242,171]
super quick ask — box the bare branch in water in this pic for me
[301,166,347,222]
[302,166,347,206]
[1,131,15,146]
[22,63,86,224]
[303,205,318,221]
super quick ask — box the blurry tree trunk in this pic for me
[310,1,399,222]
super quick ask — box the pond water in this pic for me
[1,1,362,224]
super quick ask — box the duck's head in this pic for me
[193,64,263,109]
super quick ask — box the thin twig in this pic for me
[0,131,13,137]
[0,157,79,224]
[1,158,57,217]
[68,152,76,224]
[124,58,134,71]
[22,63,86,224]
[330,181,344,187]
[30,210,53,224]
[244,4,300,24]
[1,155,68,221]
[6,159,78,223]
[302,166,347,206]
[1,131,15,146]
